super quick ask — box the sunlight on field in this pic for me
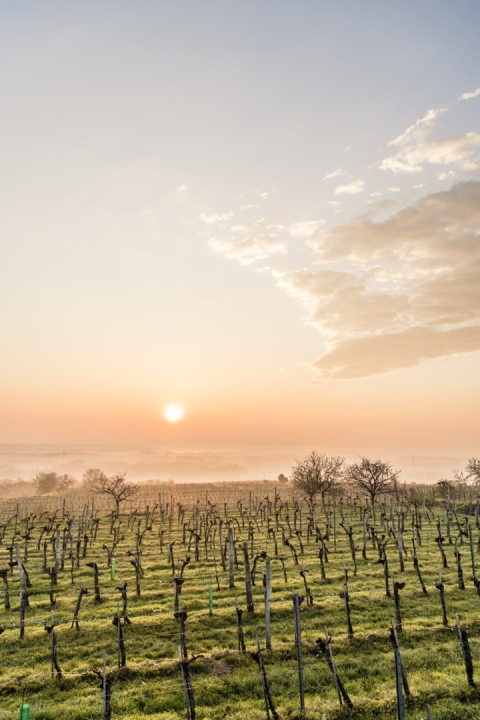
[0,481,479,719]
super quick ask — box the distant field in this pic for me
[0,483,479,719]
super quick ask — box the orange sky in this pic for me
[1,2,480,465]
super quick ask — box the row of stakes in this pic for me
[14,581,466,720]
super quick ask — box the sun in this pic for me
[163,403,185,423]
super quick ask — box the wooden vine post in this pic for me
[243,541,254,612]
[228,527,235,588]
[252,635,278,720]
[293,592,305,716]
[394,648,405,720]
[265,558,272,650]
[455,613,475,687]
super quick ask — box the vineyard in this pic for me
[0,481,480,720]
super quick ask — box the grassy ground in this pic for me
[0,491,480,719]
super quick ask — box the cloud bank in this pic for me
[277,181,480,380]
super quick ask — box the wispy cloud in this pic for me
[208,235,286,264]
[200,212,234,224]
[460,87,480,101]
[380,108,480,174]
[323,168,344,180]
[288,220,324,238]
[335,180,365,195]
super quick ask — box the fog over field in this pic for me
[0,444,467,485]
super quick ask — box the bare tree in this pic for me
[92,472,137,517]
[82,468,107,491]
[346,458,399,506]
[290,452,344,504]
[466,458,480,488]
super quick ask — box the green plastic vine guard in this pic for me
[20,704,30,720]
[111,557,116,581]
[209,585,213,616]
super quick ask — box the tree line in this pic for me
[286,451,480,506]
[0,455,479,507]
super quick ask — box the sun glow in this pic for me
[163,404,185,423]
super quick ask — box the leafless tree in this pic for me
[290,452,344,504]
[466,458,480,487]
[346,457,399,506]
[92,472,137,517]
[82,468,107,490]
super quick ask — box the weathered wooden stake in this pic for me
[468,525,480,595]
[389,621,410,696]
[234,594,246,652]
[397,515,405,572]
[455,613,475,687]
[293,592,305,715]
[394,648,405,720]
[412,538,427,594]
[253,635,279,720]
[265,558,272,650]
[86,562,101,603]
[19,591,27,639]
[114,605,126,668]
[243,541,254,612]
[393,580,405,631]
[102,650,112,720]
[341,562,354,638]
[435,572,448,626]
[315,630,353,709]
[228,527,235,588]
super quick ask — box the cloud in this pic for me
[276,181,480,379]
[437,171,456,181]
[380,108,480,174]
[200,212,234,224]
[288,220,325,238]
[177,184,188,191]
[460,87,480,101]
[312,326,480,380]
[323,169,344,180]
[208,235,286,264]
[335,180,365,195]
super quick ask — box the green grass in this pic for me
[0,491,479,719]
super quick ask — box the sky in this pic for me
[1,1,480,474]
